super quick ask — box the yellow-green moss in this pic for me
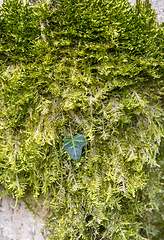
[0,0,164,239]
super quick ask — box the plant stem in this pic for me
[69,119,73,139]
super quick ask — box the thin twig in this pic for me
[69,119,73,140]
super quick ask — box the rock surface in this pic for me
[129,0,164,24]
[0,186,47,240]
[0,0,164,240]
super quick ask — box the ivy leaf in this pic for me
[63,134,85,162]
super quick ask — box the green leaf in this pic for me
[63,134,85,162]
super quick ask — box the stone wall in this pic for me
[0,186,47,240]
[129,0,164,24]
[0,0,164,240]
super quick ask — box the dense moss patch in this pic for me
[0,0,164,239]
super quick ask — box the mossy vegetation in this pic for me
[0,0,164,239]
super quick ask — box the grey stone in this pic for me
[129,0,164,25]
[0,186,48,240]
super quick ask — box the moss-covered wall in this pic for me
[0,0,164,239]
[129,0,164,25]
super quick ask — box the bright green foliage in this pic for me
[64,135,85,162]
[0,0,164,239]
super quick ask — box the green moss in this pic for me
[0,0,164,239]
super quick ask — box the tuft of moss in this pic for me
[0,0,164,239]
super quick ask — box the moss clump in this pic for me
[0,0,164,239]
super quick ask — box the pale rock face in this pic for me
[0,0,164,240]
[0,185,47,240]
[129,0,164,24]
[150,0,164,24]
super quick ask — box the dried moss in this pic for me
[0,0,164,239]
